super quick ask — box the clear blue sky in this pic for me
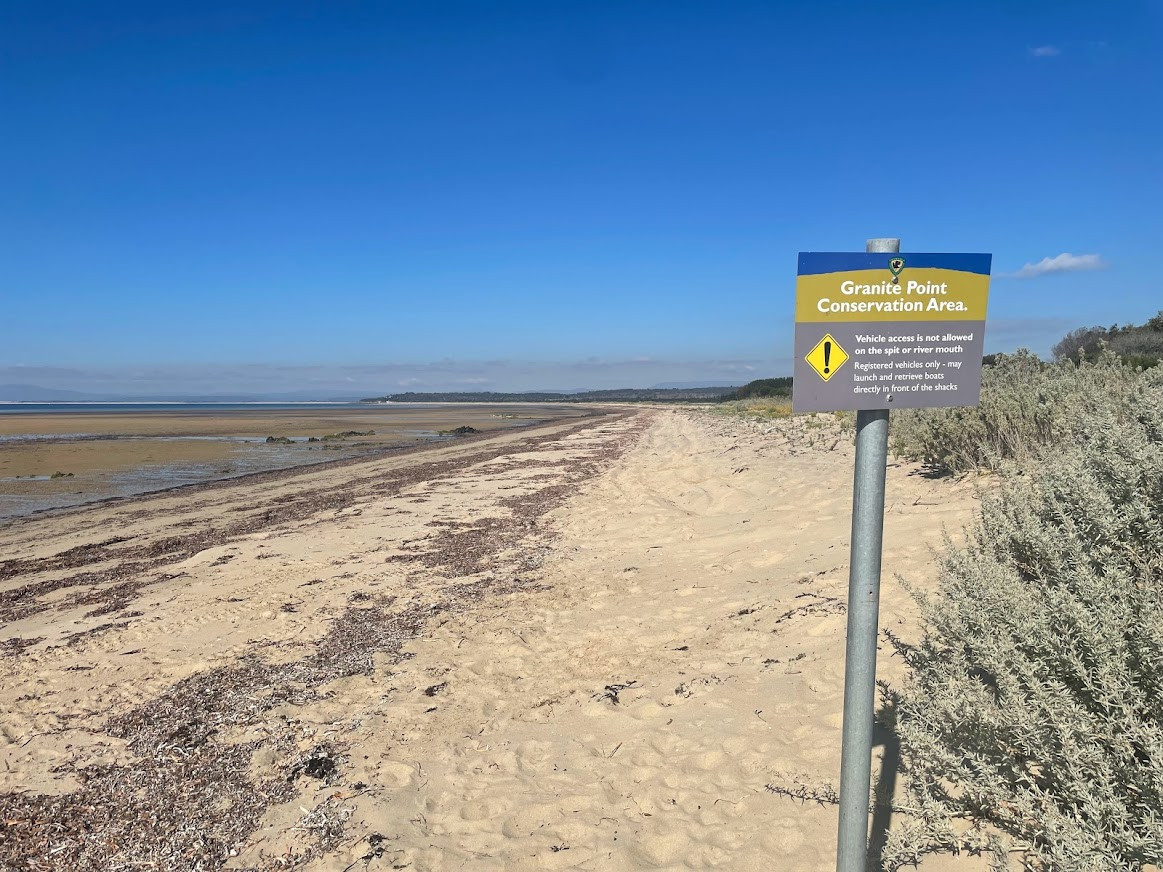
[2,1,1160,395]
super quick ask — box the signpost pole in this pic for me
[834,236,899,872]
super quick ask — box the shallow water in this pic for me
[0,403,568,520]
[0,436,404,519]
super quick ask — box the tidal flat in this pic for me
[0,404,584,518]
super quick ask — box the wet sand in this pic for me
[0,405,577,439]
[0,405,585,517]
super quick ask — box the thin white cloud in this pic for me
[1030,45,1061,57]
[1008,253,1106,279]
[716,362,758,374]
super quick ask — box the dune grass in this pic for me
[710,397,793,419]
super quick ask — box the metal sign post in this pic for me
[835,238,896,872]
[790,240,993,870]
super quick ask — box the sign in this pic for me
[805,333,848,382]
[792,252,992,412]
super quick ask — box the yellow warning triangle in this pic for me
[805,334,848,381]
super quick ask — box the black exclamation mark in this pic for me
[823,340,832,374]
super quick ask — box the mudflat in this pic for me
[0,405,580,439]
[0,404,584,516]
[0,408,986,871]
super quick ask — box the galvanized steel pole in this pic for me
[835,237,899,871]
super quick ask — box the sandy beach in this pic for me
[0,408,986,871]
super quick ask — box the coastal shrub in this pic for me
[882,368,1163,870]
[734,377,793,400]
[711,397,793,419]
[1053,312,1163,369]
[890,350,1142,475]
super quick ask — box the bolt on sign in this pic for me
[793,252,993,413]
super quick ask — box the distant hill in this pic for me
[651,380,746,389]
[362,386,741,404]
[0,384,98,402]
[1052,311,1163,369]
[0,384,369,403]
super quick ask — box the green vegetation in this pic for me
[365,378,799,405]
[882,350,1163,869]
[733,377,792,400]
[711,397,793,419]
[1052,309,1163,369]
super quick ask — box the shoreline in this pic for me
[0,404,593,521]
[0,408,606,527]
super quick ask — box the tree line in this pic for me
[362,387,741,404]
[1052,310,1163,369]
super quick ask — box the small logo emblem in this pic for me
[889,257,905,284]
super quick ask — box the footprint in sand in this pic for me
[378,759,416,787]
[627,828,694,867]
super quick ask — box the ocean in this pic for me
[0,402,371,414]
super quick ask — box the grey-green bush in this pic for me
[890,350,1141,475]
[1052,313,1163,369]
[883,367,1163,870]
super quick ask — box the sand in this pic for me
[0,408,988,871]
